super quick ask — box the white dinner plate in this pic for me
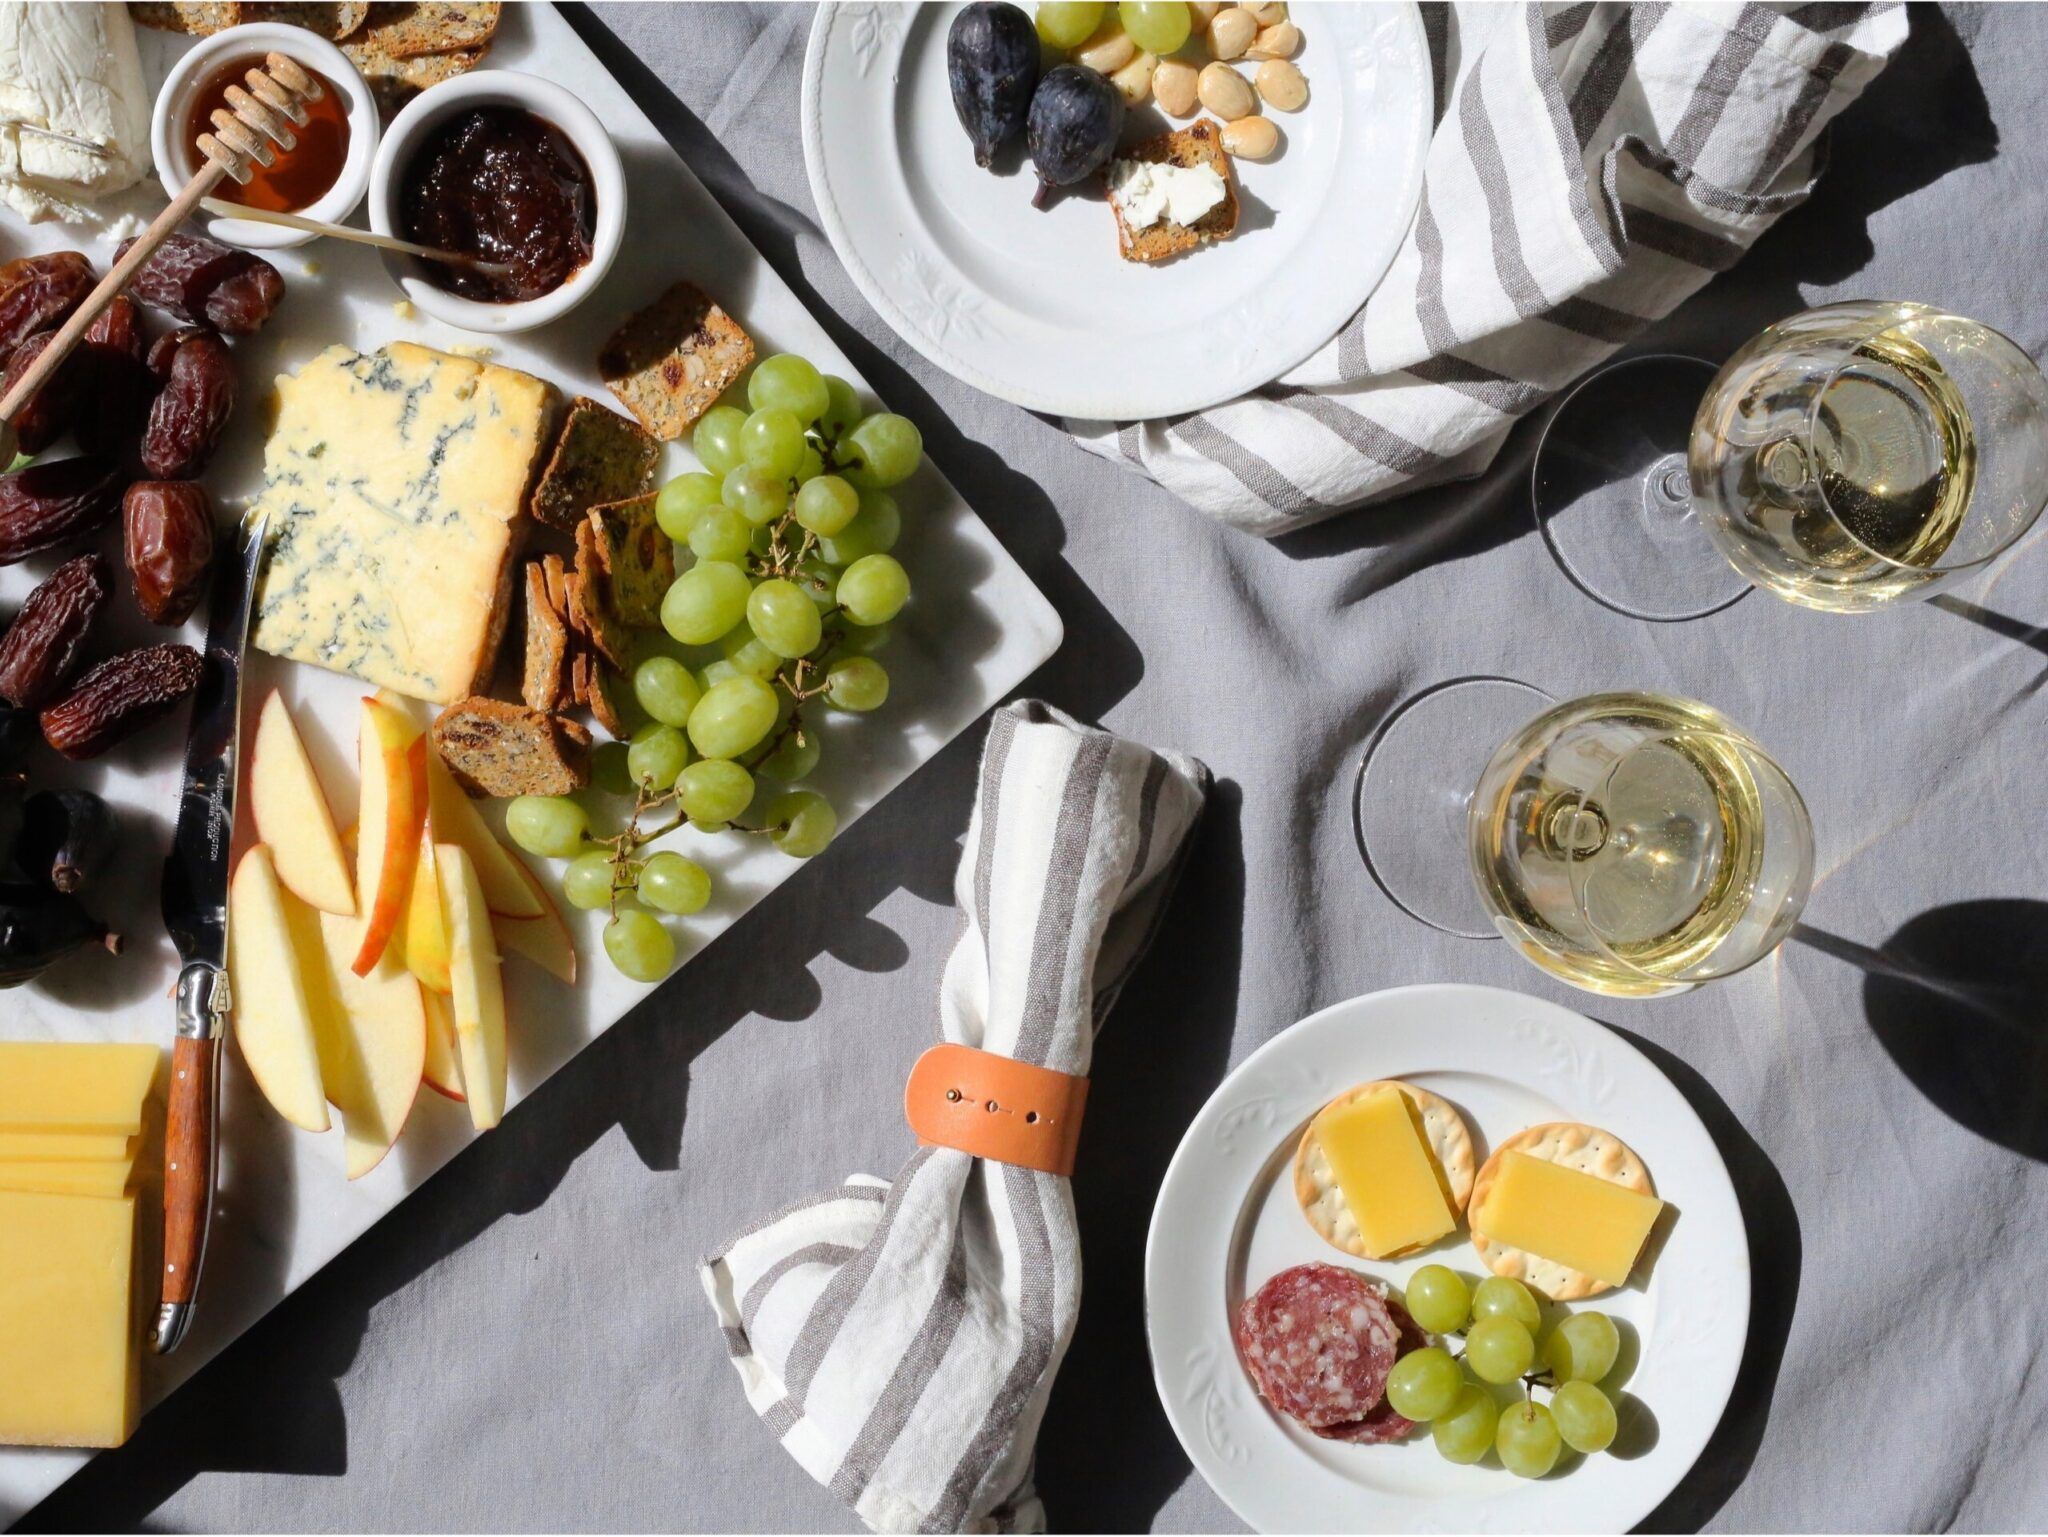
[801,2,1432,419]
[1146,984,1749,1533]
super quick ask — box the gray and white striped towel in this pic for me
[701,701,1209,1533]
[1071,0,1908,537]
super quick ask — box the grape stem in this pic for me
[598,780,685,918]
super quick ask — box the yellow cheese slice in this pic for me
[0,1130,136,1164]
[1310,1084,1457,1258]
[0,1189,140,1448]
[0,1159,134,1198]
[1469,1150,1665,1289]
[0,1042,159,1135]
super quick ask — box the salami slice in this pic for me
[1312,1291,1429,1445]
[1235,1262,1401,1429]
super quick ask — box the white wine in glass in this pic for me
[1467,693,1813,998]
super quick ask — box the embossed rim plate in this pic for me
[800,1,1431,419]
[1145,983,1749,1533]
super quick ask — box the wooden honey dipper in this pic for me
[0,51,322,462]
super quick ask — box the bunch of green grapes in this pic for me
[1386,1268,1627,1477]
[501,354,920,985]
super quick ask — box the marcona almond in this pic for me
[1207,6,1257,59]
[1220,115,1279,160]
[1075,21,1136,73]
[1197,60,1257,119]
[1153,58,1200,116]
[1247,1,1287,24]
[1110,50,1157,105]
[1188,1,1223,32]
[1256,57,1307,110]
[1247,20,1300,59]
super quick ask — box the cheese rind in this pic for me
[251,343,556,703]
[1470,1150,1664,1289]
[0,1042,159,1134]
[0,1190,140,1448]
[1310,1085,1457,1259]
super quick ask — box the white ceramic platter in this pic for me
[801,1,1432,420]
[1147,984,1749,1534]
[0,4,1060,1521]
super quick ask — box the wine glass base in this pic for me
[1354,677,1555,939]
[1532,354,1753,623]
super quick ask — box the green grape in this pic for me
[1118,0,1189,53]
[604,909,675,983]
[626,723,689,791]
[1431,1386,1498,1465]
[748,353,830,424]
[661,559,750,644]
[819,374,861,441]
[698,657,745,689]
[563,850,619,911]
[817,490,900,564]
[748,578,824,658]
[750,522,777,557]
[842,412,922,489]
[505,795,587,858]
[688,674,779,759]
[722,463,791,526]
[1464,1317,1535,1384]
[676,758,755,829]
[1472,1276,1541,1331]
[1544,1312,1620,1385]
[590,740,634,796]
[740,406,807,479]
[758,726,821,782]
[795,444,824,484]
[639,851,712,916]
[825,655,888,711]
[837,553,910,625]
[1495,1399,1562,1479]
[720,625,783,679]
[656,471,723,541]
[837,621,891,655]
[688,504,752,562]
[763,790,836,857]
[792,556,840,610]
[1385,1347,1463,1422]
[1550,1381,1617,1454]
[1403,1266,1471,1336]
[794,473,859,536]
[694,404,747,476]
[632,655,703,727]
[1036,0,1103,47]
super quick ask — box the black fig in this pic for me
[14,789,116,894]
[0,878,119,987]
[948,2,1040,169]
[1027,64,1125,208]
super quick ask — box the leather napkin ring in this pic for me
[904,1044,1089,1177]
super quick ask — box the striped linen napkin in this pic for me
[1070,1,1909,537]
[702,701,1209,1533]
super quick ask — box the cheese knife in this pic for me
[155,509,267,1356]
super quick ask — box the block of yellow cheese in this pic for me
[0,1159,134,1198]
[1470,1150,1665,1289]
[0,1129,136,1163]
[0,1189,140,1448]
[0,1041,159,1134]
[1310,1085,1457,1258]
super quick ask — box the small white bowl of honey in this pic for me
[150,21,379,249]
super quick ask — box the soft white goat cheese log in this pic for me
[0,0,152,224]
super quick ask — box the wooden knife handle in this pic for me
[161,1033,218,1308]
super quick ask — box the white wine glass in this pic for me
[1532,302,2048,620]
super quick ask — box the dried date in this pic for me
[145,325,206,385]
[0,457,123,565]
[123,482,214,626]
[0,252,93,355]
[117,232,283,336]
[0,553,110,710]
[77,296,152,461]
[2,330,84,455]
[141,329,235,480]
[40,642,203,761]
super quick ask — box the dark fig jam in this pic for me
[398,107,595,303]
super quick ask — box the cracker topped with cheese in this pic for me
[1468,1122,1663,1300]
[1294,1080,1474,1260]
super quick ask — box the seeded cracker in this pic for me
[530,397,661,533]
[431,697,590,798]
[568,523,633,670]
[522,562,570,713]
[598,282,755,441]
[585,663,627,738]
[242,2,369,37]
[1111,119,1241,264]
[129,3,243,34]
[356,1,502,56]
[585,496,674,627]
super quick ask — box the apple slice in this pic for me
[420,986,466,1102]
[227,845,331,1133]
[423,747,544,920]
[403,832,453,994]
[306,907,427,1179]
[492,856,577,985]
[436,842,507,1131]
[353,696,429,976]
[248,693,355,916]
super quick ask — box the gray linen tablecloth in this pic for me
[20,3,2047,1531]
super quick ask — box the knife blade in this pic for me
[154,508,266,1356]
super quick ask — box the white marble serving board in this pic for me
[0,4,1060,1521]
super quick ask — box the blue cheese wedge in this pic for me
[251,343,557,703]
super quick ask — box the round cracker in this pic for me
[1468,1122,1655,1301]
[1293,1080,1475,1259]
